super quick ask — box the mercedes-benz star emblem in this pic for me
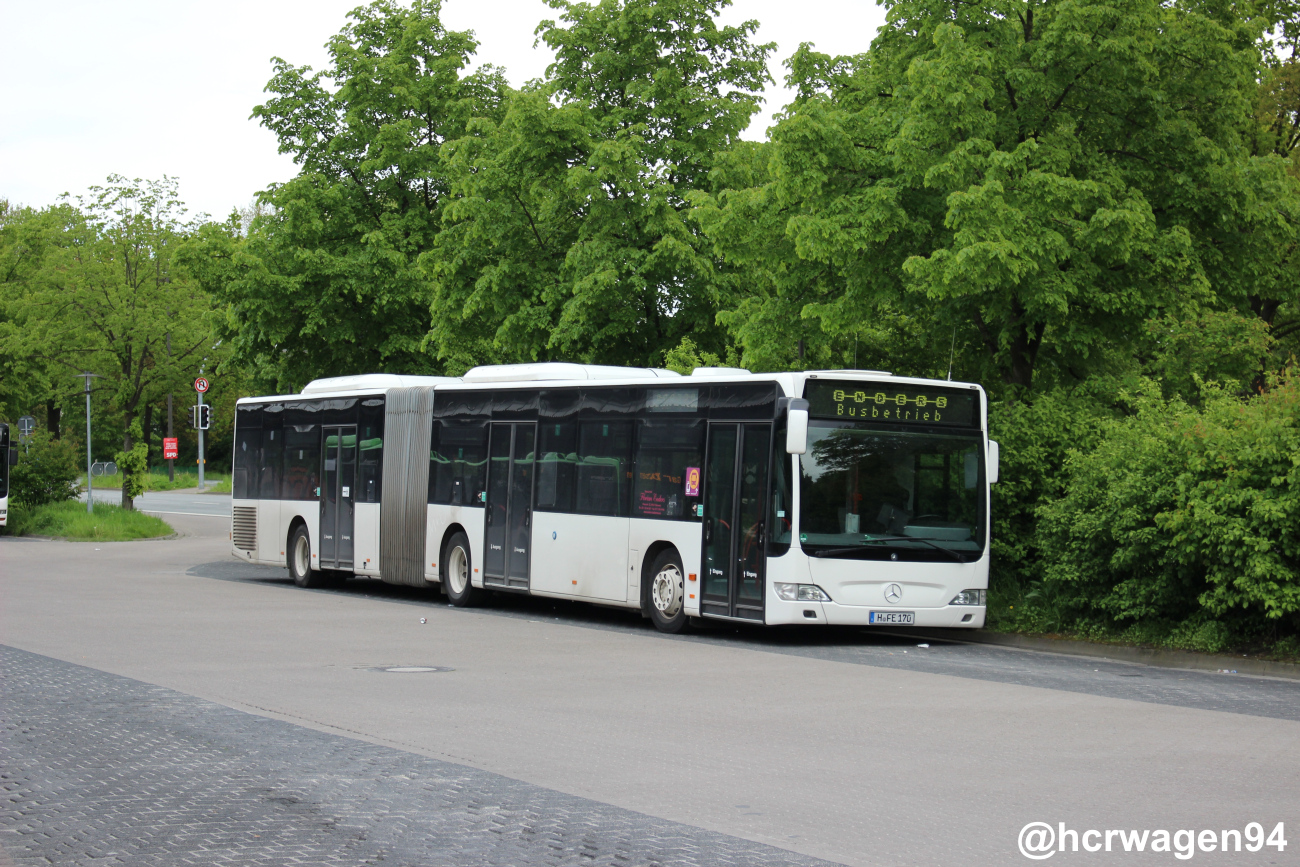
[884,583,903,604]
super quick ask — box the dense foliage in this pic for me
[9,431,81,507]
[7,0,1300,652]
[1023,375,1300,651]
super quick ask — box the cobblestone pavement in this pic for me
[194,560,1300,723]
[0,645,836,867]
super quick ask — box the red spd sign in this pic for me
[194,377,210,393]
[163,437,179,459]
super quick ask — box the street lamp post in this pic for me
[76,372,102,514]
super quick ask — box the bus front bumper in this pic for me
[764,598,986,628]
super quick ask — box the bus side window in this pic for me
[431,421,489,506]
[233,404,263,499]
[358,397,384,503]
[633,419,704,521]
[537,422,577,511]
[259,405,283,500]
[428,420,444,504]
[576,421,632,517]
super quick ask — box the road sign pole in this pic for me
[85,382,93,513]
[167,393,174,482]
[76,373,102,514]
[197,390,205,493]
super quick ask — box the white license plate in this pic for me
[869,610,915,625]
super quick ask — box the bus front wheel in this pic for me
[288,525,328,588]
[646,548,688,634]
[443,532,480,607]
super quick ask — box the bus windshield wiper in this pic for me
[808,536,969,563]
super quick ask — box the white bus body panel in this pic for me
[257,501,280,563]
[354,502,381,575]
[531,512,629,602]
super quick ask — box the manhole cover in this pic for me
[363,665,454,673]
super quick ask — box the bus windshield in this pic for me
[799,421,985,561]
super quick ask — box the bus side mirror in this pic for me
[988,440,1000,484]
[8,448,17,466]
[786,399,809,455]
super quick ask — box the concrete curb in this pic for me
[885,627,1300,681]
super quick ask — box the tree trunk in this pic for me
[46,399,60,438]
[1249,294,1282,393]
[121,413,134,511]
[975,301,1045,395]
[1001,301,1045,392]
[143,404,154,471]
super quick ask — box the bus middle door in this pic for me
[483,422,536,591]
[319,425,357,570]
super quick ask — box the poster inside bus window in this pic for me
[804,381,978,427]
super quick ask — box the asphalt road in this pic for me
[82,486,232,516]
[2,514,1297,866]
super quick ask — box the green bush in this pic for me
[987,383,1119,594]
[1036,374,1300,643]
[9,432,81,507]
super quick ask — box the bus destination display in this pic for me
[804,381,977,427]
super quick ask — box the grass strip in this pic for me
[4,500,173,541]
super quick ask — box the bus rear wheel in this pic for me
[646,548,688,634]
[288,524,328,588]
[443,532,480,607]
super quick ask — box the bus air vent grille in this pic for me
[232,506,257,551]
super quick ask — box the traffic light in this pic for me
[190,405,211,430]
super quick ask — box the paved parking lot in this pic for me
[2,508,1298,866]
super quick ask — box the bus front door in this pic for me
[483,422,536,590]
[319,425,357,570]
[701,423,771,622]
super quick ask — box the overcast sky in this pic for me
[3,0,887,220]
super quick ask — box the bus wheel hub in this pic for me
[652,566,682,616]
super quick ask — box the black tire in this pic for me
[645,548,689,634]
[287,524,328,588]
[442,531,480,607]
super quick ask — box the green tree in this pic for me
[0,177,215,509]
[426,0,773,371]
[181,0,509,392]
[696,0,1300,391]
[0,200,62,422]
[1248,0,1300,359]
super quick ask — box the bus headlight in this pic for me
[775,583,832,602]
[949,589,986,605]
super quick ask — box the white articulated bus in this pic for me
[230,364,998,632]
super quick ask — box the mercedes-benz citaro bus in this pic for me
[230,364,999,633]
